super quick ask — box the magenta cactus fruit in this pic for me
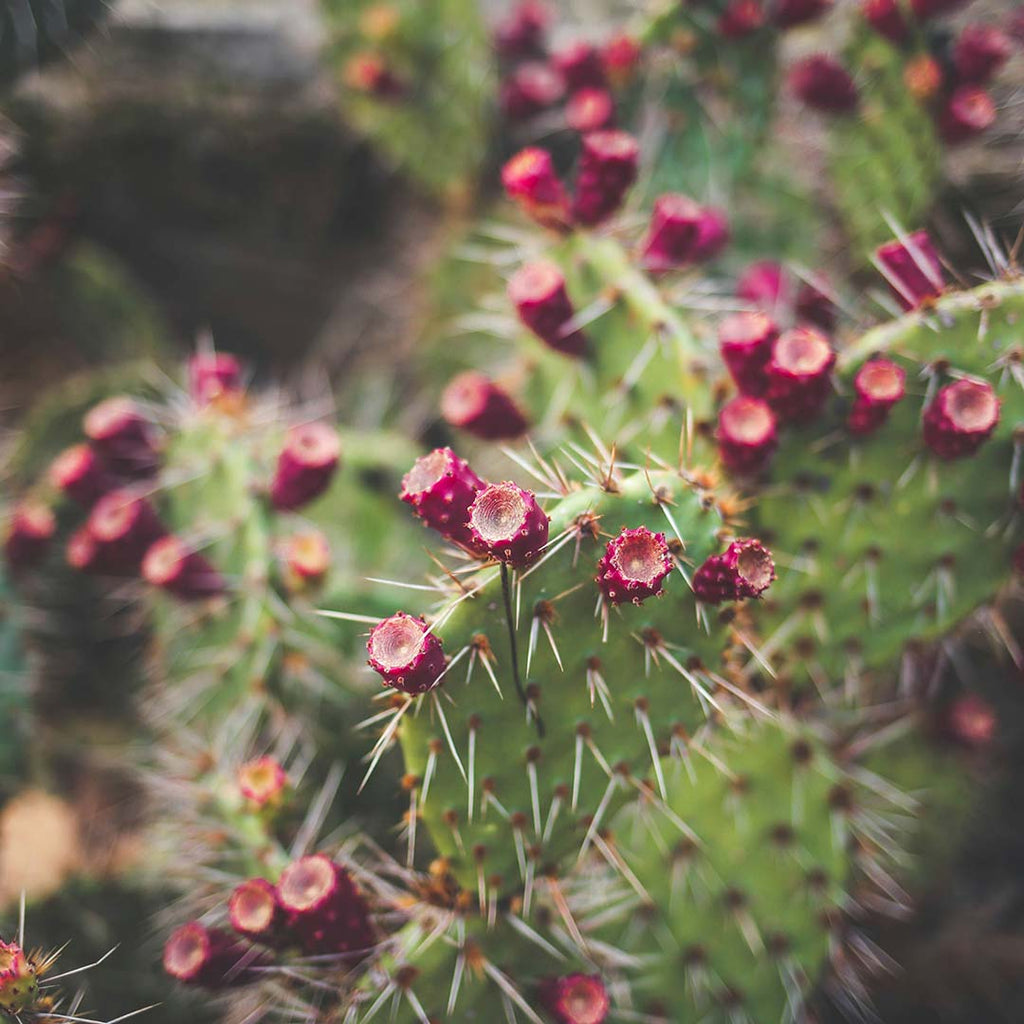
[566,87,616,133]
[571,130,639,226]
[0,940,38,1013]
[718,0,766,38]
[538,973,610,1024]
[83,396,160,479]
[922,379,999,459]
[638,193,703,271]
[467,480,550,568]
[269,423,341,512]
[946,693,996,748]
[276,855,375,957]
[551,41,607,91]
[765,326,836,423]
[910,0,969,20]
[719,311,778,396]
[400,447,486,547]
[238,756,288,808]
[601,33,641,87]
[142,536,226,601]
[876,230,945,310]
[493,0,550,57]
[230,879,285,944]
[717,396,778,475]
[501,147,571,230]
[737,260,786,312]
[939,85,997,143]
[508,260,588,357]
[690,206,730,261]
[596,526,672,606]
[163,922,254,988]
[188,351,243,406]
[954,24,1012,83]
[501,62,566,121]
[789,55,858,114]
[771,0,831,28]
[847,358,906,435]
[692,538,776,604]
[367,612,447,694]
[66,525,103,573]
[49,443,114,507]
[4,503,55,571]
[87,489,165,570]
[441,371,529,440]
[861,0,908,42]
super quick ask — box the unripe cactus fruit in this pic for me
[0,940,38,1013]
[441,371,529,440]
[953,24,1012,84]
[283,530,331,587]
[940,85,997,143]
[49,443,114,507]
[717,396,779,474]
[566,87,615,133]
[848,358,906,434]
[538,973,610,1024]
[188,351,243,406]
[238,756,288,808]
[508,261,588,357]
[719,312,778,396]
[269,423,341,512]
[88,490,165,571]
[572,130,639,226]
[639,193,703,271]
[876,230,945,310]
[163,922,253,988]
[766,326,836,423]
[229,879,286,944]
[467,481,550,567]
[142,536,226,601]
[596,526,672,605]
[276,855,375,956]
[401,447,486,547]
[692,538,775,603]
[922,379,999,459]
[502,148,571,230]
[4,503,55,571]
[83,396,160,479]
[789,55,859,113]
[368,612,447,694]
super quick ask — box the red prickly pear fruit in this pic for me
[945,693,996,748]
[0,939,38,1013]
[693,538,776,604]
[954,25,1012,84]
[142,536,226,601]
[501,147,571,231]
[87,489,166,572]
[276,855,376,957]
[718,0,766,38]
[717,396,778,475]
[904,55,944,102]
[566,87,616,133]
[468,481,550,568]
[49,444,114,507]
[493,0,550,58]
[847,358,906,434]
[501,62,566,121]
[83,397,160,479]
[551,41,607,92]
[789,55,858,114]
[601,33,642,87]
[639,193,704,271]
[737,260,786,310]
[269,423,341,512]
[230,879,286,946]
[238,756,288,809]
[765,327,836,423]
[861,0,908,44]
[163,922,257,988]
[367,612,447,694]
[719,312,779,397]
[283,530,331,588]
[690,206,730,261]
[66,525,105,573]
[538,973,611,1024]
[188,351,243,406]
[571,130,639,227]
[939,85,997,143]
[910,0,968,21]
[343,53,405,99]
[400,447,486,550]
[508,261,588,357]
[4,503,55,572]
[441,371,529,441]
[596,526,672,606]
[771,0,831,29]
[922,379,999,459]
[875,230,944,310]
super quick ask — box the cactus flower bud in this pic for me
[4,503,55,571]
[283,530,331,587]
[188,351,243,406]
[566,87,616,132]
[639,193,704,271]
[538,973,610,1024]
[954,25,1012,84]
[502,147,571,230]
[922,379,999,459]
[0,939,38,1013]
[509,261,588,357]
[500,62,566,121]
[571,130,639,227]
[717,396,778,475]
[84,397,160,479]
[690,206,730,261]
[269,423,341,512]
[230,879,286,945]
[693,538,776,604]
[276,855,376,957]
[875,230,945,310]
[551,41,607,91]
[847,358,906,435]
[860,0,907,43]
[719,312,779,396]
[238,756,288,808]
[163,923,256,988]
[401,447,486,548]
[441,371,529,440]
[88,489,166,572]
[493,0,550,58]
[142,536,226,601]
[468,481,550,568]
[766,327,836,423]
[904,55,944,102]
[49,444,114,507]
[718,0,766,38]
[597,527,672,605]
[368,612,447,694]
[771,0,831,29]
[939,85,996,143]
[601,33,642,87]
[789,55,858,114]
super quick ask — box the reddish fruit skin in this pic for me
[876,230,945,310]
[163,923,256,988]
[400,447,486,547]
[0,939,38,1013]
[367,612,447,694]
[4,504,55,571]
[765,327,836,423]
[494,0,550,57]
[737,261,787,312]
[922,379,999,459]
[945,693,996,748]
[66,525,105,573]
[344,53,405,99]
[693,539,776,604]
[771,0,831,28]
[847,358,906,435]
[719,312,779,396]
[276,855,376,957]
[501,62,565,121]
[690,206,730,261]
[718,0,766,37]
[639,193,703,271]
[954,24,1012,84]
[142,536,226,601]
[551,41,607,91]
[939,85,996,143]
[84,397,160,479]
[468,481,550,568]
[49,444,114,507]
[269,423,341,512]
[601,33,642,86]
[566,87,616,132]
[189,352,242,405]
[501,147,571,230]
[789,55,858,113]
[538,973,611,1024]
[717,396,778,475]
[508,261,588,357]
[596,527,672,606]
[87,489,166,572]
[910,0,968,20]
[442,372,529,441]
[571,130,639,227]
[230,879,287,946]
[861,0,908,43]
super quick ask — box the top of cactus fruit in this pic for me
[855,359,905,402]
[401,448,458,498]
[469,482,531,545]
[84,396,143,439]
[284,423,341,467]
[733,539,775,591]
[772,327,833,374]
[507,260,565,303]
[942,379,999,432]
[277,855,336,912]
[720,396,775,441]
[162,923,210,981]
